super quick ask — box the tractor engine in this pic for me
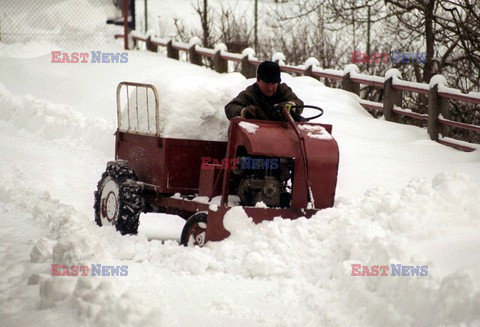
[234,156,293,208]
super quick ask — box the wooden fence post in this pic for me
[303,58,320,80]
[383,77,402,122]
[428,82,449,141]
[189,45,202,66]
[305,65,319,81]
[241,55,257,79]
[342,73,359,95]
[146,36,158,53]
[166,40,179,60]
[213,50,228,73]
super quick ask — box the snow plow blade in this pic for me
[205,206,319,242]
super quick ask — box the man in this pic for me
[225,61,304,121]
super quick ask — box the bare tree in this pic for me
[195,0,214,48]
[218,5,251,52]
[385,0,480,89]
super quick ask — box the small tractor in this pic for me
[94,82,339,246]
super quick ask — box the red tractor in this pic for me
[94,82,339,246]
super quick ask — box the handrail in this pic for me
[150,36,169,47]
[172,40,190,51]
[438,89,480,105]
[220,51,243,62]
[350,71,385,87]
[439,115,480,133]
[392,80,430,94]
[393,106,428,121]
[195,46,215,58]
[359,99,383,112]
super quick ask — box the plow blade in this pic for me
[205,206,319,242]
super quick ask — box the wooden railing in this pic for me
[129,31,480,152]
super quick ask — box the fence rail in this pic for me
[129,32,480,152]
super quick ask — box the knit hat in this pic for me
[257,61,281,83]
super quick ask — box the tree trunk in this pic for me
[423,0,435,83]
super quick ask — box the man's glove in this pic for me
[275,101,297,112]
[241,105,257,119]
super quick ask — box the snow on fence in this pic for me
[130,32,480,152]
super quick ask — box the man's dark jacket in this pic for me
[225,82,303,121]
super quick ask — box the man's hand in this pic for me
[241,105,257,119]
[275,101,297,112]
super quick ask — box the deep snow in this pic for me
[1,38,480,326]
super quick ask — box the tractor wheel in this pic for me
[94,160,143,235]
[180,212,208,247]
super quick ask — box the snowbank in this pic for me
[0,40,59,59]
[0,82,112,153]
[2,172,479,326]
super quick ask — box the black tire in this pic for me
[180,212,208,247]
[94,160,143,235]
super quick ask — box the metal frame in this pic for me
[116,81,161,137]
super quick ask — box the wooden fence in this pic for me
[129,32,480,152]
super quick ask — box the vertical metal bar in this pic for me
[144,0,148,33]
[116,83,123,130]
[366,5,371,71]
[146,87,150,131]
[152,87,160,137]
[131,0,136,32]
[126,85,131,131]
[123,0,129,50]
[135,86,139,130]
[283,107,315,208]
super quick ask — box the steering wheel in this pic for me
[290,105,324,122]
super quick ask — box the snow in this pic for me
[171,40,189,51]
[304,57,321,68]
[351,71,385,85]
[468,91,480,100]
[239,121,260,134]
[385,68,402,80]
[190,195,241,207]
[189,36,202,47]
[438,135,480,151]
[150,36,169,46]
[393,78,431,91]
[343,63,360,76]
[130,30,147,41]
[429,74,448,88]
[214,43,228,53]
[298,124,333,140]
[271,52,286,65]
[1,35,480,327]
[241,47,256,59]
[438,84,463,95]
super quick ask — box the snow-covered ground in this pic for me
[1,34,480,326]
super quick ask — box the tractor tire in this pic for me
[180,212,208,247]
[94,160,143,235]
